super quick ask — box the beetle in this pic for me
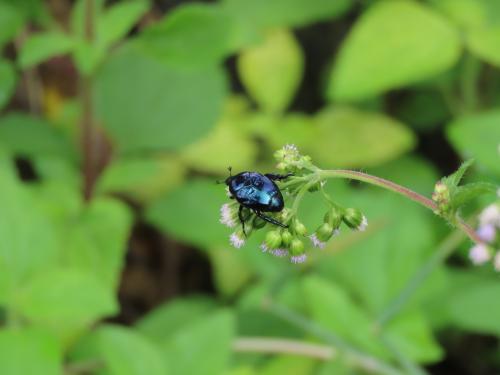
[223,167,292,235]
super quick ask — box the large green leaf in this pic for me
[138,3,234,67]
[15,269,117,335]
[0,328,62,375]
[310,107,416,168]
[95,45,227,153]
[328,0,461,101]
[73,325,168,375]
[446,110,500,176]
[0,1,23,48]
[238,28,303,113]
[260,356,317,375]
[146,179,228,248]
[18,31,74,68]
[467,26,500,67]
[0,59,17,109]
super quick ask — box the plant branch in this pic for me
[318,169,482,244]
[233,337,336,360]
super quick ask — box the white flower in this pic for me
[477,224,497,243]
[283,144,298,153]
[309,233,326,249]
[229,232,245,249]
[271,248,289,258]
[357,216,368,232]
[260,243,269,253]
[291,254,307,264]
[225,186,232,198]
[469,244,491,265]
[479,204,500,227]
[220,204,236,228]
[494,251,500,272]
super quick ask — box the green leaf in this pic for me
[0,113,75,159]
[0,1,23,48]
[18,31,73,68]
[0,328,62,375]
[310,107,416,168]
[162,310,235,375]
[429,0,486,30]
[446,110,500,176]
[146,179,228,248]
[0,59,17,109]
[15,269,118,335]
[138,3,234,67]
[136,296,217,344]
[95,45,227,153]
[441,159,474,192]
[74,325,168,375]
[467,26,500,67]
[451,182,498,209]
[96,155,186,202]
[238,28,303,113]
[260,356,317,375]
[62,198,133,290]
[328,0,461,101]
[209,247,253,298]
[98,0,149,49]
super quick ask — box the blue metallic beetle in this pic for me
[224,168,292,235]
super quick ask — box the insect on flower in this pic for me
[219,167,292,236]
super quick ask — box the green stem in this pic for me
[318,169,482,245]
[375,229,465,329]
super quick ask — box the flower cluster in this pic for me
[219,145,368,264]
[469,203,500,270]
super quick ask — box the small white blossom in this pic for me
[477,224,497,243]
[479,204,500,227]
[220,204,236,228]
[309,234,326,249]
[494,251,500,272]
[283,144,298,153]
[357,216,368,232]
[271,248,289,258]
[229,232,245,249]
[469,244,491,265]
[291,254,307,264]
[260,243,269,253]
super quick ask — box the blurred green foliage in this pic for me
[0,0,499,374]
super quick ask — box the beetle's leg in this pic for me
[265,173,294,181]
[238,205,247,236]
[253,210,288,229]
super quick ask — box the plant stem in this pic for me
[263,299,404,375]
[81,0,96,201]
[375,229,465,329]
[318,169,482,244]
[233,337,336,360]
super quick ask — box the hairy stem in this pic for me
[318,169,482,244]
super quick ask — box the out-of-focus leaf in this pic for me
[98,0,149,48]
[95,45,227,153]
[451,182,497,210]
[0,328,62,375]
[137,296,217,344]
[310,107,416,168]
[0,2,23,48]
[260,355,317,375]
[146,180,228,248]
[238,28,303,113]
[447,110,500,176]
[467,26,500,66]
[97,155,186,202]
[139,3,234,67]
[0,59,17,109]
[19,31,73,68]
[73,325,168,375]
[63,198,133,290]
[162,310,235,375]
[328,0,461,101]
[303,276,389,358]
[15,269,117,336]
[0,153,60,302]
[71,0,105,38]
[209,247,253,298]
[429,0,486,29]
[0,113,75,159]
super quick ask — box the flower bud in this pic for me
[343,208,365,230]
[265,230,282,249]
[281,230,293,246]
[316,222,334,242]
[324,208,343,229]
[290,238,305,255]
[292,219,307,236]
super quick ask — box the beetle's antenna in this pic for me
[228,166,232,176]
